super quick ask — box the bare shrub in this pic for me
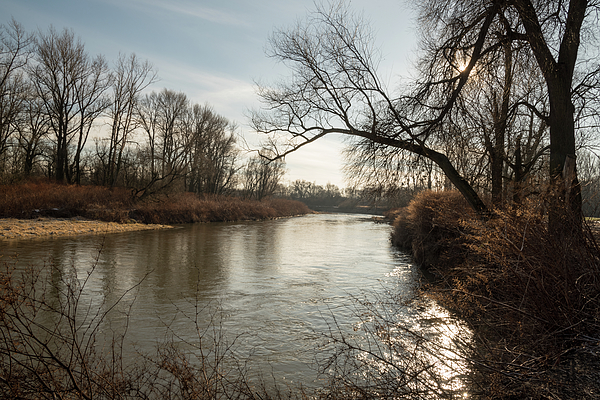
[449,203,600,388]
[0,252,141,398]
[312,285,475,399]
[391,190,475,269]
[0,251,306,399]
[395,190,600,397]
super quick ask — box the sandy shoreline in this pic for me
[0,217,174,241]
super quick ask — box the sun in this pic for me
[457,59,469,73]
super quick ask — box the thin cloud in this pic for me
[109,0,251,27]
[148,57,256,121]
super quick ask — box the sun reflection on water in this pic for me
[318,263,473,398]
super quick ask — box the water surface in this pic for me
[1,213,464,388]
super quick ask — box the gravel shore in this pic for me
[0,217,174,240]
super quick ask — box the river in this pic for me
[0,213,470,394]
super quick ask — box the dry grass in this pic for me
[0,218,173,240]
[0,180,134,221]
[0,181,311,224]
[391,190,600,398]
[391,190,475,268]
[132,193,311,224]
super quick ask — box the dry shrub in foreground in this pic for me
[0,258,301,399]
[0,259,140,398]
[393,190,600,398]
[452,204,600,397]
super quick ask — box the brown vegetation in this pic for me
[0,261,302,399]
[390,190,475,268]
[392,190,600,398]
[0,181,311,224]
[132,193,310,225]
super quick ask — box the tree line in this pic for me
[0,19,284,200]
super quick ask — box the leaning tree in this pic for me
[252,0,598,233]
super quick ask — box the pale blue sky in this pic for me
[1,0,417,188]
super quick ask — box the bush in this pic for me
[391,190,474,269]
[393,191,600,398]
[456,202,600,343]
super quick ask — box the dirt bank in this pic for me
[0,217,174,241]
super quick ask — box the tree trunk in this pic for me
[514,0,586,235]
[547,76,582,234]
[491,39,512,206]
[428,150,488,215]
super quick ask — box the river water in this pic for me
[0,213,470,392]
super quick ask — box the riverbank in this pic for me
[0,182,311,227]
[0,217,174,240]
[391,190,600,398]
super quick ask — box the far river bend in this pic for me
[0,213,470,391]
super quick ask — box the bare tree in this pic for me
[183,103,238,195]
[71,53,111,184]
[135,89,190,195]
[439,26,551,206]
[413,0,597,229]
[253,0,599,231]
[104,53,156,187]
[251,2,489,214]
[0,19,33,178]
[243,150,285,200]
[14,88,50,177]
[515,0,589,224]
[29,26,106,183]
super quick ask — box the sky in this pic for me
[1,0,418,188]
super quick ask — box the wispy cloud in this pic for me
[108,0,251,28]
[148,56,256,121]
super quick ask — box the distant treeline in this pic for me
[274,179,423,213]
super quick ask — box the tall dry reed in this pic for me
[0,181,134,220]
